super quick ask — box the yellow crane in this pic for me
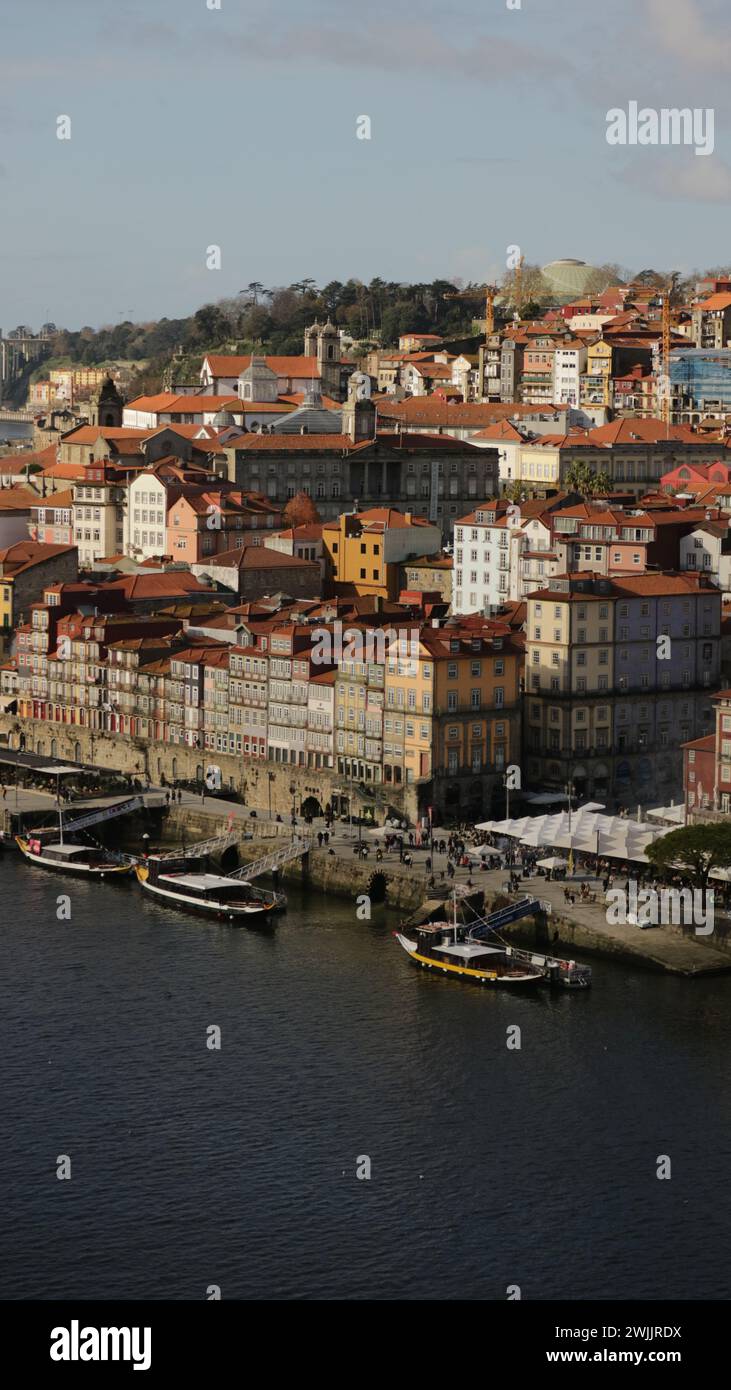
[444,283,500,342]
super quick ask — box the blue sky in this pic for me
[1,0,730,330]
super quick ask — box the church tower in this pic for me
[316,319,341,398]
[342,375,376,442]
[89,377,124,428]
[304,320,320,358]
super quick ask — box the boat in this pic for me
[394,891,544,987]
[134,858,285,922]
[394,924,544,986]
[15,836,133,878]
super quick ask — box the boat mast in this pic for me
[453,887,458,942]
[57,770,63,846]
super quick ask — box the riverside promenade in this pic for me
[3,774,729,977]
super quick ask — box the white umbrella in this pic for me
[537,855,566,870]
[477,845,502,859]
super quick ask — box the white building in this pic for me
[453,501,566,614]
[128,472,168,559]
[552,341,588,407]
[680,520,731,597]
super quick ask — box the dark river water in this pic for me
[1,854,730,1301]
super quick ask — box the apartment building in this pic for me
[72,465,127,564]
[524,572,721,807]
[382,620,522,820]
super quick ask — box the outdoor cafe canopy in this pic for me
[476,808,668,863]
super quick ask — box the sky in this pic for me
[1,0,731,331]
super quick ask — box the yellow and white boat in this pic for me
[394,925,544,986]
[16,836,133,878]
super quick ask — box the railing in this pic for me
[155,829,243,861]
[228,835,312,882]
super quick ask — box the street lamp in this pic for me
[289,782,296,828]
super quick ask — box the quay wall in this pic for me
[0,716,417,821]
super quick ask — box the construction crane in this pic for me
[513,255,526,314]
[660,290,671,428]
[445,283,500,342]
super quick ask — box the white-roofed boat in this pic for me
[16,836,133,877]
[135,858,284,922]
[394,890,543,987]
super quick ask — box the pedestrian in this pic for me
[317,831,323,848]
[425,856,432,872]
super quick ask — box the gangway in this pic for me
[467,896,592,989]
[37,795,145,836]
[155,829,243,861]
[228,836,312,883]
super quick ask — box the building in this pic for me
[0,542,78,655]
[691,294,731,350]
[680,520,731,596]
[27,489,74,547]
[524,571,721,808]
[190,544,321,600]
[452,496,573,614]
[322,508,442,601]
[382,619,522,820]
[166,491,281,565]
[72,464,127,566]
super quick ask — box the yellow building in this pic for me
[383,619,522,819]
[323,509,441,601]
[581,339,613,408]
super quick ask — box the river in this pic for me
[1,854,729,1300]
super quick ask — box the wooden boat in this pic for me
[394,926,544,986]
[394,891,543,987]
[15,836,133,878]
[134,860,284,922]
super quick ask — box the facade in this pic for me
[72,465,127,565]
[224,431,499,536]
[524,572,721,808]
[322,509,442,601]
[381,621,522,820]
[0,542,78,656]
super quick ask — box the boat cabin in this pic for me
[157,872,260,904]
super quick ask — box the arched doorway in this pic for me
[367,871,387,904]
[301,795,323,819]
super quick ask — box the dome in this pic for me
[213,408,236,427]
[541,259,609,300]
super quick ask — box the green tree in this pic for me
[564,462,611,498]
[646,824,731,890]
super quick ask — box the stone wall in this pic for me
[0,714,419,823]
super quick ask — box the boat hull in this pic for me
[15,837,132,878]
[135,867,280,924]
[393,933,542,986]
